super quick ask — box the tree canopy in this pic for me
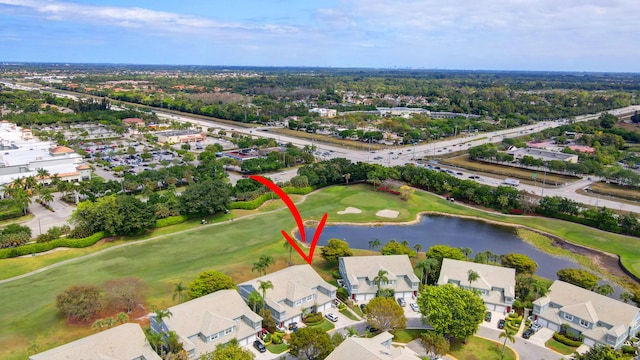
[417,284,485,341]
[55,285,101,322]
[188,270,236,298]
[556,268,599,290]
[288,327,334,360]
[320,238,353,263]
[200,339,254,360]
[501,253,538,274]
[364,296,407,332]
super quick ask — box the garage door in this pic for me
[494,305,506,313]
[583,338,595,347]
[485,304,496,311]
[537,318,549,327]
[548,322,560,332]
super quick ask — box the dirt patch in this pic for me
[337,207,362,215]
[376,209,399,218]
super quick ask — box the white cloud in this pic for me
[0,0,299,35]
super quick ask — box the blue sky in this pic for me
[1,0,639,72]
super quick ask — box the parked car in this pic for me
[485,311,492,322]
[497,319,505,329]
[410,302,420,312]
[325,313,338,322]
[522,328,535,339]
[360,303,367,312]
[253,340,266,353]
[288,322,298,331]
[530,323,542,332]
[397,298,406,307]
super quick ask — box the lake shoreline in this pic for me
[296,211,639,291]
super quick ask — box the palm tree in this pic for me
[258,280,274,314]
[416,258,438,286]
[413,243,423,257]
[283,239,293,266]
[36,168,50,182]
[247,291,262,313]
[499,328,516,359]
[373,269,389,294]
[368,239,381,251]
[346,326,359,337]
[461,247,472,261]
[467,269,479,289]
[620,291,633,303]
[172,282,188,303]
[401,240,410,247]
[344,173,351,185]
[252,255,275,276]
[484,250,495,264]
[595,284,614,297]
[153,309,173,333]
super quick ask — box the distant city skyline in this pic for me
[1,0,639,72]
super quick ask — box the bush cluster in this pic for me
[303,312,324,325]
[553,332,583,347]
[229,186,313,210]
[0,232,105,259]
[153,215,190,228]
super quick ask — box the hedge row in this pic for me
[553,332,583,347]
[0,232,106,259]
[0,207,23,221]
[153,215,190,228]
[229,186,313,210]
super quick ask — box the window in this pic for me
[225,328,233,335]
[579,319,590,328]
[563,313,574,321]
[209,333,218,341]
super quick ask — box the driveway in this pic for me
[477,327,569,360]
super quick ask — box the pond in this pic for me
[305,215,625,298]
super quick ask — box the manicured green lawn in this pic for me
[545,338,577,355]
[0,184,639,359]
[339,308,359,321]
[267,343,288,354]
[391,329,424,343]
[308,319,336,332]
[450,336,517,360]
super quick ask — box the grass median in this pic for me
[1,184,639,359]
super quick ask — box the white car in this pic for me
[410,303,420,312]
[325,313,338,322]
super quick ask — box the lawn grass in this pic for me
[545,338,577,355]
[588,182,640,203]
[1,184,640,359]
[450,336,517,360]
[339,308,359,321]
[441,155,577,186]
[391,329,424,343]
[267,343,289,354]
[308,319,336,332]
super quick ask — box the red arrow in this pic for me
[249,175,328,265]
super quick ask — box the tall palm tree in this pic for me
[413,243,423,257]
[368,239,381,251]
[416,258,438,286]
[247,291,262,313]
[252,255,275,276]
[484,250,495,264]
[461,247,472,261]
[283,240,293,266]
[37,187,54,206]
[153,309,173,333]
[373,269,389,294]
[467,269,479,289]
[172,282,188,303]
[36,168,50,182]
[258,280,274,314]
[401,240,410,247]
[499,328,516,359]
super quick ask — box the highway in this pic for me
[3,80,640,212]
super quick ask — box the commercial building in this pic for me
[155,130,206,144]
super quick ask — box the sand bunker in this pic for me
[376,209,399,218]
[337,207,362,215]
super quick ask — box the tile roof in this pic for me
[326,332,418,360]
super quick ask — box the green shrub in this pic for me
[337,287,349,302]
[621,345,636,355]
[553,332,583,347]
[272,332,283,344]
[303,312,323,324]
[332,269,342,279]
[154,215,190,228]
[0,232,106,259]
[229,187,313,210]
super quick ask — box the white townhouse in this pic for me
[339,255,420,303]
[326,331,419,360]
[150,289,262,358]
[238,264,337,328]
[30,323,161,360]
[533,280,640,349]
[437,258,516,313]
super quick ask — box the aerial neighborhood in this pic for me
[0,66,639,360]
